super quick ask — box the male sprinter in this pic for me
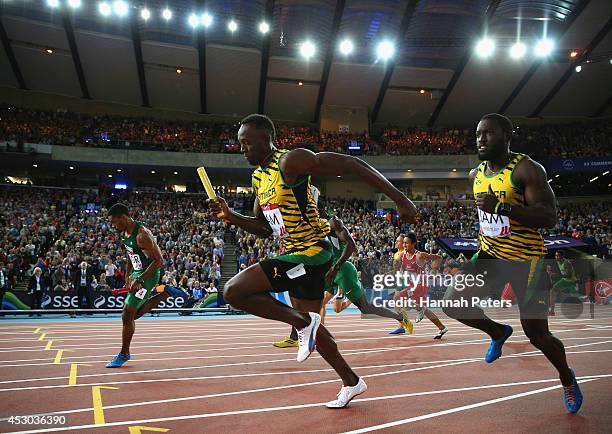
[548,250,577,316]
[210,114,417,408]
[106,203,185,368]
[442,113,582,413]
[274,215,412,347]
[391,233,448,339]
[388,234,415,335]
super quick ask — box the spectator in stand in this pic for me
[0,263,7,314]
[27,267,47,316]
[73,261,94,312]
[105,258,117,289]
[192,281,204,302]
[206,281,218,295]
[3,104,608,158]
[52,265,67,292]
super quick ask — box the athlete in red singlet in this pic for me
[392,233,448,339]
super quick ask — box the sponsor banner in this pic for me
[585,278,612,303]
[548,157,612,174]
[9,291,187,310]
[437,235,588,251]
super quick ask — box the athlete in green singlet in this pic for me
[106,203,185,368]
[273,215,411,347]
[548,250,577,316]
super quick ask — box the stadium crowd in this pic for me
[1,184,609,310]
[2,105,609,157]
[0,186,229,301]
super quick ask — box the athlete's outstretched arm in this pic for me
[209,196,273,238]
[510,157,557,228]
[280,149,417,223]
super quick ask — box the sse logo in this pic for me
[157,297,186,308]
[94,296,106,309]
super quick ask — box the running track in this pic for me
[0,306,611,433]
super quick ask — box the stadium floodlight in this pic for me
[47,0,60,8]
[99,2,112,16]
[300,41,316,59]
[113,1,128,17]
[475,37,495,58]
[259,21,270,34]
[510,42,526,59]
[575,65,582,72]
[228,20,238,32]
[68,0,81,8]
[162,8,172,21]
[188,13,199,28]
[534,38,554,57]
[201,13,213,28]
[339,39,354,55]
[140,8,151,21]
[376,41,395,61]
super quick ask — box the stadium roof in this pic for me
[0,0,611,125]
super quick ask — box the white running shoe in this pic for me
[415,309,425,323]
[326,378,368,409]
[434,327,448,339]
[296,312,321,363]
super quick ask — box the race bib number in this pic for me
[126,247,144,271]
[478,208,511,238]
[262,203,289,239]
[135,287,147,300]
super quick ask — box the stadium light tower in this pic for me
[259,21,270,34]
[534,38,554,57]
[376,41,395,61]
[113,1,128,17]
[47,0,60,8]
[510,41,526,59]
[228,20,238,32]
[188,13,199,28]
[339,39,354,55]
[475,37,495,58]
[300,41,316,59]
[140,8,151,21]
[201,13,213,28]
[99,2,112,16]
[162,8,172,21]
[67,0,81,8]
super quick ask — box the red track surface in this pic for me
[0,306,611,433]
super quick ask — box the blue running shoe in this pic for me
[485,324,513,363]
[563,368,583,414]
[106,353,131,368]
[389,327,406,335]
[161,284,188,298]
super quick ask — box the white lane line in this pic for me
[1,336,610,387]
[4,350,611,423]
[0,323,601,355]
[0,314,608,334]
[342,378,603,433]
[4,377,607,434]
[1,319,606,343]
[0,338,609,394]
[3,333,610,369]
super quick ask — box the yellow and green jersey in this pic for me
[252,149,330,254]
[473,152,546,260]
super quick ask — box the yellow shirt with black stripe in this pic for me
[252,149,330,258]
[473,152,546,260]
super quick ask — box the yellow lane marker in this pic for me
[68,363,91,385]
[92,386,119,425]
